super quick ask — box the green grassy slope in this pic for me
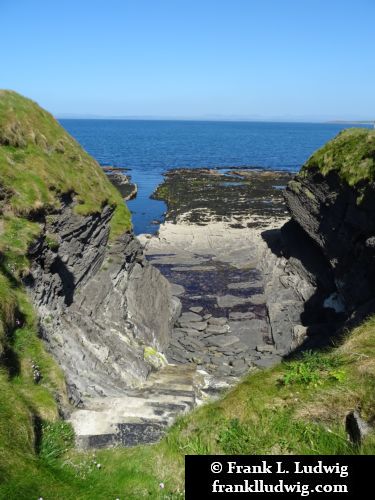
[0,90,131,235]
[303,128,375,186]
[1,314,374,499]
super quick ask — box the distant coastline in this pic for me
[57,115,375,124]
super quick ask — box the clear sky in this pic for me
[1,0,374,120]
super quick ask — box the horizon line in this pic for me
[55,114,375,124]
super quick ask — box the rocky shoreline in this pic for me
[36,166,363,448]
[141,169,328,383]
[69,168,317,447]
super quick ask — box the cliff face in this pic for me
[0,91,177,407]
[25,196,177,405]
[285,129,375,317]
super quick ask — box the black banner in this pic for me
[185,455,374,498]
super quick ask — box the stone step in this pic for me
[69,364,204,450]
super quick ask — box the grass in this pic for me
[303,128,375,186]
[0,90,131,238]
[0,313,373,498]
[281,350,346,386]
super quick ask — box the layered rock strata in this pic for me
[26,196,177,404]
[285,167,375,316]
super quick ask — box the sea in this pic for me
[59,119,371,235]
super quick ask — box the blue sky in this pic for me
[1,0,374,120]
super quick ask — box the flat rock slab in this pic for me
[205,325,229,335]
[70,365,202,449]
[216,294,254,308]
[179,311,203,322]
[170,283,185,296]
[178,321,207,331]
[229,311,256,320]
[208,317,227,326]
[209,335,240,348]
[174,327,203,336]
[190,306,203,313]
[250,294,267,305]
[228,319,268,349]
[227,282,255,290]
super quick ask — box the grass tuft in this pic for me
[304,128,375,187]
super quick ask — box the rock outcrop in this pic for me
[25,195,177,405]
[284,129,375,319]
[0,91,188,447]
[103,167,138,201]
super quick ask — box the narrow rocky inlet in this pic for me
[68,167,340,447]
[140,169,317,384]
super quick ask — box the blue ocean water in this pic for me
[60,119,371,234]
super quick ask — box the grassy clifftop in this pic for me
[0,90,130,235]
[303,128,375,186]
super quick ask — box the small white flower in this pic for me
[159,482,165,489]
[96,463,101,469]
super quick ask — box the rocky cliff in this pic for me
[26,198,178,405]
[0,91,177,407]
[284,128,375,325]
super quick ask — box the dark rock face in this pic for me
[345,410,371,445]
[285,167,375,314]
[25,199,176,404]
[103,167,138,201]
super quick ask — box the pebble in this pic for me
[208,317,227,326]
[179,311,203,323]
[204,325,228,335]
[179,321,207,331]
[209,335,240,348]
[229,311,255,320]
[189,306,203,313]
[216,365,232,376]
[230,359,246,369]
